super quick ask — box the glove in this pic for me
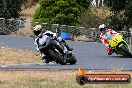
[57,37,63,42]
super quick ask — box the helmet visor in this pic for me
[100,28,106,33]
[33,30,41,36]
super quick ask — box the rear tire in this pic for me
[49,50,66,65]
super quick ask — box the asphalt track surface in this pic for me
[0,35,132,71]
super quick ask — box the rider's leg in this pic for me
[40,50,51,63]
[42,55,51,63]
[107,46,114,55]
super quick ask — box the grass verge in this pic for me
[0,47,41,65]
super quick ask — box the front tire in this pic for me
[68,54,77,65]
[120,45,131,56]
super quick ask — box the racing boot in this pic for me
[42,55,51,63]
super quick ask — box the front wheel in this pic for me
[68,54,77,65]
[120,45,131,56]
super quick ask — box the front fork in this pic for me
[64,52,68,63]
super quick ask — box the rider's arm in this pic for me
[34,37,40,52]
[34,37,38,45]
[99,34,109,46]
[43,31,57,39]
[107,29,118,35]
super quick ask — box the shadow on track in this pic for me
[109,55,132,58]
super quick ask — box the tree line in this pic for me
[0,0,132,31]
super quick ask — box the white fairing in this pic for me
[39,35,48,45]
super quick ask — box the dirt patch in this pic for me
[16,17,33,36]
[0,47,41,65]
[21,4,39,17]
[0,70,75,81]
[14,4,40,36]
[91,7,110,17]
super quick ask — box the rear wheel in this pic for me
[49,50,66,65]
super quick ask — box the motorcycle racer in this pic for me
[99,24,120,55]
[33,24,73,63]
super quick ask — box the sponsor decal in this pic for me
[76,68,131,85]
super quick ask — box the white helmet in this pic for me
[33,25,42,31]
[99,24,107,33]
[33,25,42,36]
